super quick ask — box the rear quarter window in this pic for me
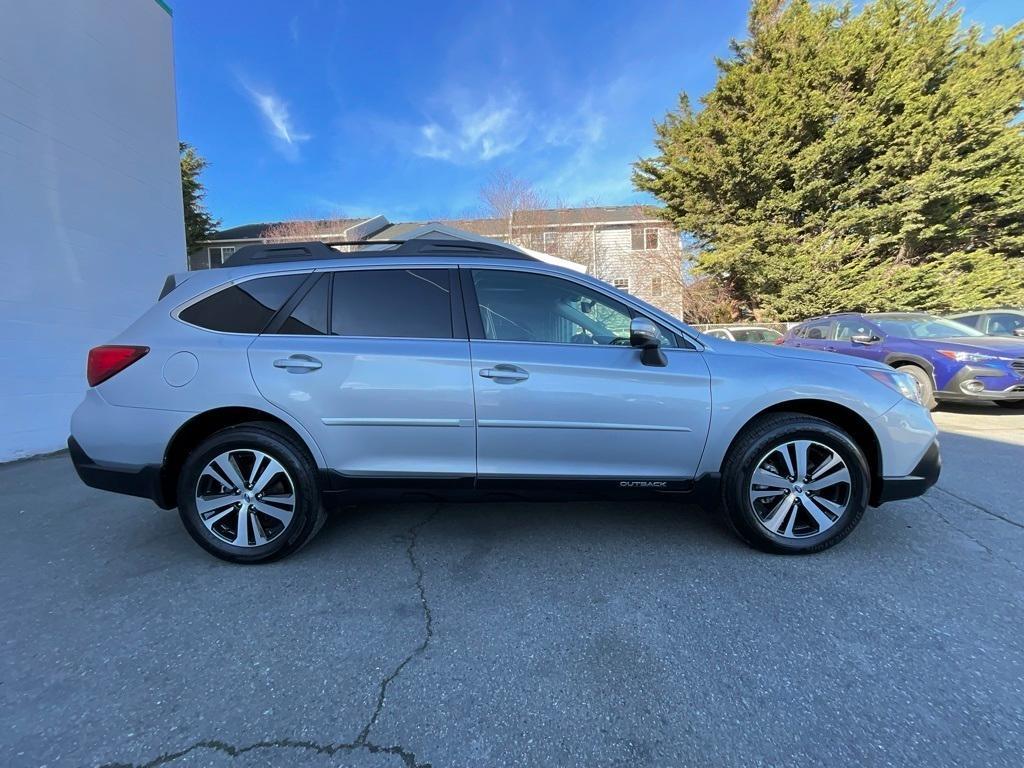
[178,274,306,333]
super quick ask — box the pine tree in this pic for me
[634,0,1024,319]
[180,142,220,254]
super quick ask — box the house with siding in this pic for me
[191,206,686,315]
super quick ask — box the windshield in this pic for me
[873,316,987,339]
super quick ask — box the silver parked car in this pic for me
[69,239,940,562]
[704,326,785,344]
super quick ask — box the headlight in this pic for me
[860,367,923,404]
[936,350,1011,363]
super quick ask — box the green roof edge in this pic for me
[153,0,172,16]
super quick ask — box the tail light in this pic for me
[87,345,149,387]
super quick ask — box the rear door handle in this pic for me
[479,365,529,382]
[274,355,322,372]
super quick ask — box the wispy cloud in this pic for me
[415,94,528,163]
[240,78,310,160]
[406,87,611,169]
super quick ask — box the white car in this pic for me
[705,326,785,344]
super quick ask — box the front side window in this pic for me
[178,274,306,333]
[988,313,1024,335]
[833,318,874,341]
[331,269,452,338]
[471,269,674,347]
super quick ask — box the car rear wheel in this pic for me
[176,422,326,563]
[896,364,936,410]
[721,413,870,554]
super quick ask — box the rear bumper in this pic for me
[873,439,941,505]
[67,437,170,508]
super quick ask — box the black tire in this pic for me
[896,364,936,410]
[994,399,1024,409]
[721,413,871,555]
[176,422,326,563]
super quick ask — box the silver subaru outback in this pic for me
[69,238,940,563]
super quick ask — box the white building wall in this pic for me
[0,0,185,460]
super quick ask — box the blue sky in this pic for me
[171,0,1022,228]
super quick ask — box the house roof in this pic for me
[204,206,669,245]
[513,205,663,226]
[208,219,366,242]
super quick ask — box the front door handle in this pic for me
[479,364,529,382]
[823,345,837,352]
[274,355,322,372]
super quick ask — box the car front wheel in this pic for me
[721,413,871,554]
[176,422,326,563]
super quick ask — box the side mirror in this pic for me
[851,334,880,345]
[630,317,667,367]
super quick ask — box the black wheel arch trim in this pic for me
[884,353,935,378]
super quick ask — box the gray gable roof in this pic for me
[204,205,670,245]
[208,219,365,241]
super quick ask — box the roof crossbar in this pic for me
[221,238,536,268]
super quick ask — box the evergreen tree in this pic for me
[180,142,219,253]
[634,0,1024,319]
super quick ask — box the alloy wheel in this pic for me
[194,449,296,547]
[748,439,851,539]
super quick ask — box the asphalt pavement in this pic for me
[1,404,1022,768]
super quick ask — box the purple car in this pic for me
[783,312,1024,410]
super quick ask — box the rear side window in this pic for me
[801,321,830,340]
[178,274,306,333]
[279,274,329,335]
[331,269,452,338]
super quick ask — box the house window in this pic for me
[542,231,560,251]
[651,276,663,295]
[611,277,630,292]
[631,228,659,250]
[207,246,236,268]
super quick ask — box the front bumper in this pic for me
[873,439,941,504]
[67,437,170,508]
[937,364,1024,402]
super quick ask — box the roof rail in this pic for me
[221,238,536,268]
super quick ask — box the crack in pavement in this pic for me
[97,507,441,768]
[933,485,1024,531]
[355,507,439,748]
[98,737,427,768]
[921,496,1024,576]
